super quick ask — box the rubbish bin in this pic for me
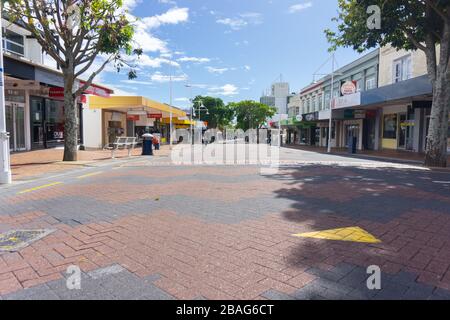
[142,133,153,156]
[348,137,357,154]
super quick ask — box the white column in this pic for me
[0,17,12,184]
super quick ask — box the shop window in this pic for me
[2,29,25,56]
[383,114,397,139]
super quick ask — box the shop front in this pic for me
[85,96,187,149]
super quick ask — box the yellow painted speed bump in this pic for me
[293,226,381,244]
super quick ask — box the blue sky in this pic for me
[95,0,365,110]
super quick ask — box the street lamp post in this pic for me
[0,15,12,184]
[185,84,194,144]
[327,52,336,154]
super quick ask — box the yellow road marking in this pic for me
[18,182,63,194]
[293,226,381,244]
[77,171,103,179]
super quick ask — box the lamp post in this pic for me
[185,84,194,144]
[0,13,12,184]
[327,52,336,154]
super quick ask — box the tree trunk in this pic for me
[63,72,78,162]
[424,68,449,167]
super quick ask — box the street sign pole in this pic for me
[0,15,12,184]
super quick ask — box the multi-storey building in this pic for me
[2,17,113,152]
[283,49,380,150]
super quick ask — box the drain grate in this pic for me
[0,229,55,252]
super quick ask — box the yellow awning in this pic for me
[161,117,194,125]
[89,96,186,117]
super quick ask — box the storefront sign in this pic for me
[303,112,318,122]
[354,110,366,119]
[49,87,65,99]
[80,82,111,97]
[332,92,361,110]
[147,113,163,119]
[341,81,357,96]
[127,115,140,121]
[295,114,303,122]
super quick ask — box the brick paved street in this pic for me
[1,148,450,300]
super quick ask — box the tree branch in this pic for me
[74,55,114,97]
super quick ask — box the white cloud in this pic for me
[122,0,142,11]
[289,2,313,13]
[216,18,247,30]
[216,12,263,30]
[177,56,211,63]
[208,84,239,96]
[129,7,189,53]
[244,65,251,71]
[206,66,229,74]
[150,71,188,83]
[137,54,179,68]
[120,79,154,86]
[142,7,189,29]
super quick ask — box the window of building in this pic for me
[318,94,323,110]
[2,29,25,56]
[393,55,412,83]
[306,98,311,113]
[383,114,397,139]
[324,92,331,110]
[366,76,377,90]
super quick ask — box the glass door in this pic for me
[398,113,407,149]
[5,104,14,151]
[30,97,45,149]
[5,102,26,152]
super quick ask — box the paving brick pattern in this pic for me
[1,159,450,300]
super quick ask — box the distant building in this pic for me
[260,82,291,115]
[260,95,275,108]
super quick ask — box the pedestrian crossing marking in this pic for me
[293,226,381,243]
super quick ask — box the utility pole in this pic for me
[327,52,335,154]
[0,13,12,184]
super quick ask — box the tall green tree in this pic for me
[192,96,234,130]
[231,100,276,132]
[4,0,141,161]
[326,0,449,167]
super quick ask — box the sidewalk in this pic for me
[10,146,171,181]
[285,144,450,166]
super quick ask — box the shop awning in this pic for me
[89,96,186,118]
[161,117,194,125]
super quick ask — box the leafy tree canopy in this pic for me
[192,96,234,130]
[230,100,276,132]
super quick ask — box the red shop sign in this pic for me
[147,113,162,119]
[49,87,65,99]
[127,115,140,121]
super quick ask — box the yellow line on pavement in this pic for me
[18,182,63,194]
[77,171,103,179]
